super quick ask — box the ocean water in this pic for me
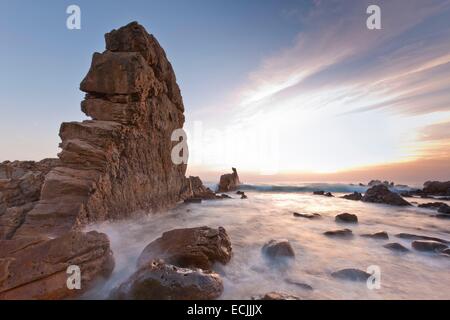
[84,183,450,300]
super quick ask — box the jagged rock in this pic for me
[0,231,114,299]
[323,228,353,238]
[184,176,217,200]
[438,204,450,214]
[110,260,223,300]
[412,240,448,252]
[342,192,362,201]
[361,231,389,240]
[262,239,295,259]
[383,243,409,253]
[422,181,450,196]
[13,22,188,239]
[217,168,240,192]
[395,233,449,244]
[362,185,411,206]
[331,268,371,282]
[436,213,450,219]
[252,292,301,300]
[335,213,358,223]
[293,212,321,219]
[137,226,232,270]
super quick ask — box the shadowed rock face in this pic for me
[14,21,188,239]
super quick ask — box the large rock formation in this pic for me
[14,21,188,239]
[422,181,450,196]
[362,185,411,206]
[217,167,240,192]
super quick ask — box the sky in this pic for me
[0,0,449,185]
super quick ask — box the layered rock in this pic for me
[14,21,188,239]
[217,168,240,192]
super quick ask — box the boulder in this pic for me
[342,192,362,201]
[217,168,240,192]
[0,231,114,299]
[411,240,448,252]
[362,185,411,206]
[293,212,321,219]
[331,268,371,282]
[137,226,232,270]
[422,181,450,196]
[110,260,223,300]
[261,239,295,259]
[361,231,389,240]
[335,213,358,223]
[323,229,353,238]
[383,242,409,253]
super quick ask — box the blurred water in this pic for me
[84,186,450,300]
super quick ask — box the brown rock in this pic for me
[411,240,448,252]
[183,176,217,200]
[324,228,353,238]
[361,231,389,240]
[217,168,240,192]
[331,268,371,282]
[422,181,450,196]
[110,260,223,300]
[262,239,295,259]
[0,231,114,299]
[342,192,362,201]
[137,226,232,270]
[362,185,411,206]
[293,212,321,219]
[383,242,409,253]
[335,213,358,223]
[395,233,449,244]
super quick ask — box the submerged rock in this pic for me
[331,268,371,282]
[361,231,389,240]
[285,278,313,291]
[335,213,358,223]
[323,229,353,238]
[137,226,232,270]
[412,240,448,252]
[383,242,409,253]
[293,212,321,219]
[313,190,325,195]
[217,168,240,192]
[395,233,449,244]
[252,292,301,300]
[262,239,295,259]
[362,185,411,206]
[422,181,450,196]
[110,260,223,300]
[342,192,362,201]
[241,194,248,199]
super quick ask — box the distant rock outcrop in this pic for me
[217,168,240,192]
[362,185,411,206]
[422,181,450,196]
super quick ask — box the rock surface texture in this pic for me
[362,185,411,206]
[217,168,240,192]
[0,22,195,299]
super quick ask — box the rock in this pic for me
[236,191,245,195]
[110,260,223,300]
[184,198,202,204]
[137,226,232,270]
[262,239,295,259]
[0,231,114,299]
[335,213,358,223]
[383,243,409,253]
[323,229,353,238]
[411,240,448,252]
[13,22,188,239]
[324,192,334,197]
[368,180,394,187]
[395,233,449,244]
[285,278,313,291]
[331,268,371,282]
[361,231,389,240]
[342,192,362,201]
[241,194,248,199]
[217,168,240,192]
[422,181,450,196]
[418,202,445,210]
[436,214,450,219]
[183,176,217,200]
[220,194,232,199]
[313,190,325,195]
[252,292,301,300]
[362,185,411,206]
[438,204,450,214]
[293,212,321,219]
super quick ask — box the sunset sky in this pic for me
[1,0,449,185]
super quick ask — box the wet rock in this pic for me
[331,268,371,282]
[323,228,353,238]
[111,260,223,300]
[383,242,409,253]
[368,180,394,187]
[252,292,301,300]
[362,185,411,206]
[422,181,450,196]
[395,233,449,244]
[183,176,217,200]
[342,192,362,201]
[293,212,321,219]
[411,240,448,252]
[313,190,325,195]
[217,168,240,192]
[241,194,248,199]
[184,198,202,204]
[361,231,389,240]
[438,204,450,214]
[418,202,446,210]
[220,194,232,199]
[262,239,295,259]
[0,231,114,299]
[324,192,334,197]
[335,213,358,223]
[285,278,313,291]
[236,191,245,195]
[436,213,450,219]
[137,226,232,270]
